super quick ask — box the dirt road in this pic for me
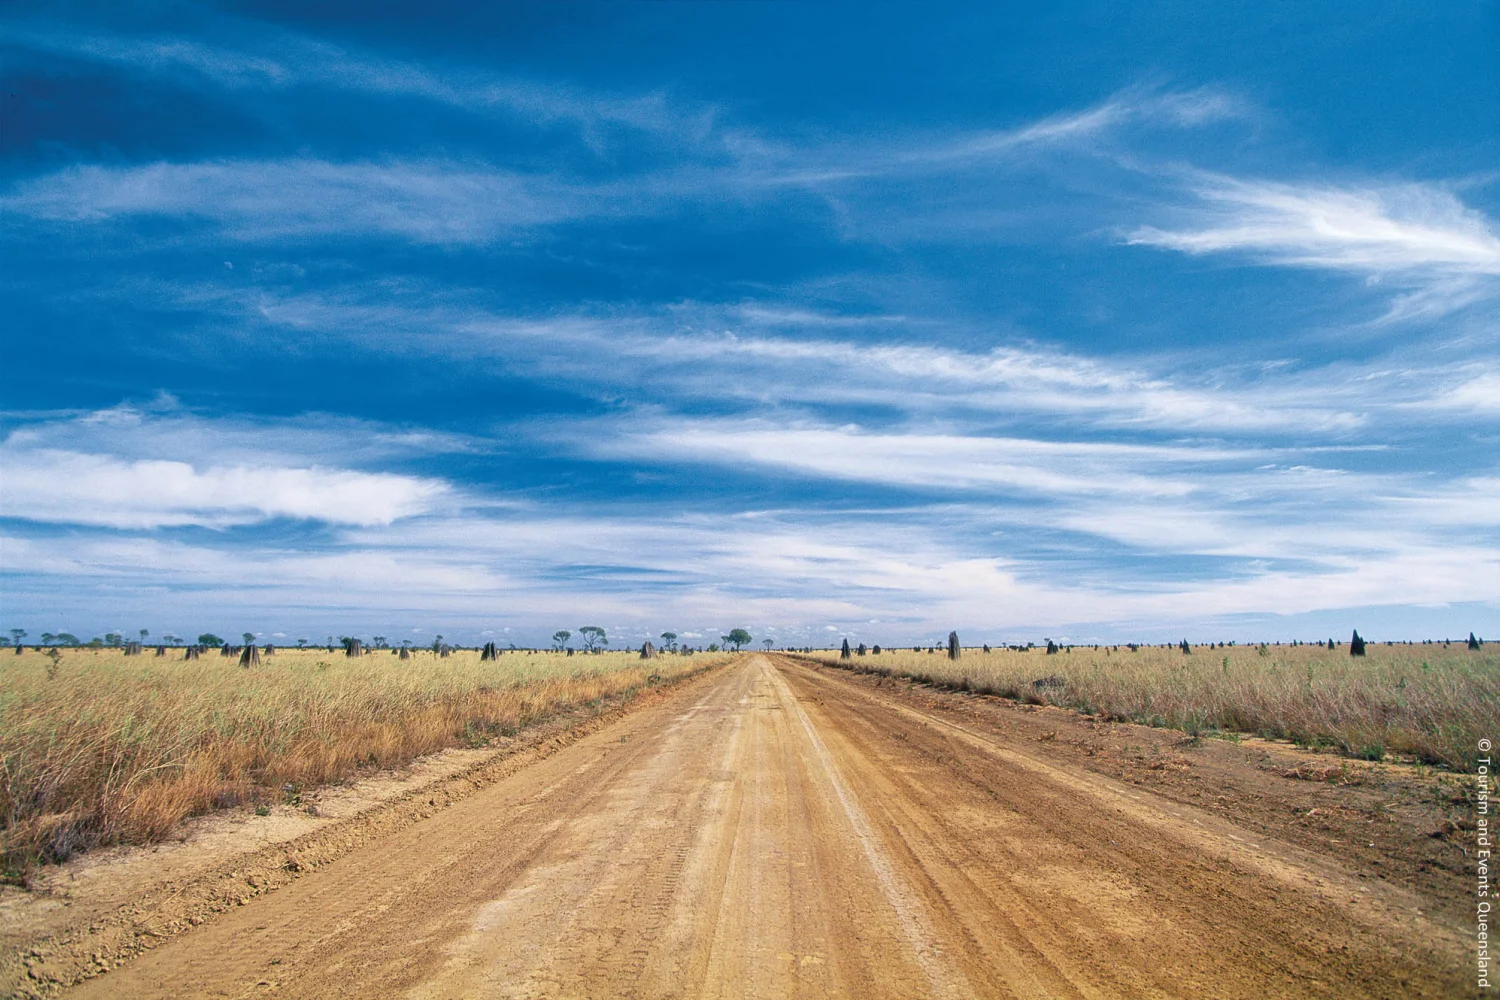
[61,655,1464,998]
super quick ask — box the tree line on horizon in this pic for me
[2,625,1484,656]
[0,624,770,655]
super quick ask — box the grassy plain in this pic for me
[804,642,1497,773]
[0,646,728,874]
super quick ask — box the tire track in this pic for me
[765,663,975,1000]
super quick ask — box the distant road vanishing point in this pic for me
[63,655,1462,999]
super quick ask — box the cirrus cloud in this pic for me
[1130,174,1500,319]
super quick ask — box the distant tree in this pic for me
[707,642,720,652]
[296,639,308,649]
[431,635,444,653]
[658,632,678,651]
[104,632,123,648]
[553,629,572,651]
[763,639,773,649]
[198,633,224,648]
[723,628,752,651]
[579,626,608,652]
[139,629,149,641]
[10,629,25,647]
[40,632,55,645]
[242,632,255,646]
[372,636,388,649]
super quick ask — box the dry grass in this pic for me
[0,646,728,874]
[806,643,1498,772]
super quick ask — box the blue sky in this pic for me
[2,2,1498,648]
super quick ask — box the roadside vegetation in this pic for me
[802,642,1497,773]
[0,647,729,876]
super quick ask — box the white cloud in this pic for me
[1131,175,1500,317]
[4,403,482,468]
[1,449,448,528]
[1439,373,1500,413]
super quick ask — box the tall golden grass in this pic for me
[0,647,728,874]
[807,643,1497,772]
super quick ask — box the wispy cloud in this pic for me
[197,286,1376,435]
[273,293,1421,435]
[73,280,1494,444]
[611,325,1369,434]
[915,85,1248,164]
[590,417,1244,496]
[0,85,1244,247]
[5,23,719,152]
[1131,174,1500,318]
[11,20,1237,170]
[0,160,597,244]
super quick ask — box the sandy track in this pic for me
[61,655,1463,999]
